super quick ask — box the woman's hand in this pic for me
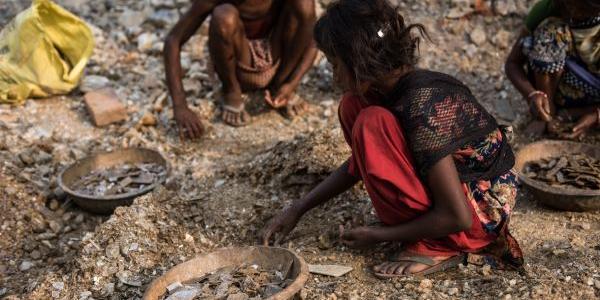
[265,83,295,108]
[340,225,381,249]
[174,106,204,140]
[563,111,599,140]
[261,206,303,246]
[529,92,553,122]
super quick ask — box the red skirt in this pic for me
[339,94,523,269]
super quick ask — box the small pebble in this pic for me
[470,26,487,46]
[419,279,433,290]
[37,232,56,240]
[48,221,62,233]
[52,281,64,290]
[41,240,54,249]
[129,243,139,251]
[74,214,85,224]
[140,111,157,126]
[5,187,17,196]
[62,212,74,222]
[79,291,92,300]
[19,260,34,271]
[105,243,121,258]
[105,283,115,295]
[18,151,35,165]
[48,199,60,211]
[184,233,194,243]
[586,277,594,286]
[166,281,183,292]
[23,242,36,252]
[214,179,226,188]
[35,151,53,164]
[227,293,249,300]
[31,218,48,233]
[30,250,41,260]
[481,265,492,276]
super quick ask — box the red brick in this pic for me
[84,89,128,127]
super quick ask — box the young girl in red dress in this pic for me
[262,0,523,277]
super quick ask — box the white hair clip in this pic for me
[377,29,385,38]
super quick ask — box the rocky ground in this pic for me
[1,0,599,299]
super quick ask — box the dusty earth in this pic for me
[1,0,600,299]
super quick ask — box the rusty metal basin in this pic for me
[515,140,600,211]
[57,148,169,214]
[143,246,309,300]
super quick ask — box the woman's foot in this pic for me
[264,87,308,118]
[373,251,464,278]
[222,92,250,127]
[282,94,308,118]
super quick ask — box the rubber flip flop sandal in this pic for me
[373,254,466,279]
[222,103,250,127]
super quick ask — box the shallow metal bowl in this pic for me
[143,246,309,300]
[515,140,600,211]
[58,148,169,214]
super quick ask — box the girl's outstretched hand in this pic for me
[260,207,303,246]
[340,225,381,249]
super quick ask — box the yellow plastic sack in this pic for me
[0,0,94,105]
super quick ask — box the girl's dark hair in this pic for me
[314,0,429,90]
[555,0,600,13]
[573,0,600,9]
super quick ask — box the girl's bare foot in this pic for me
[372,251,464,278]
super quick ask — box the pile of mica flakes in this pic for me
[160,263,294,300]
[71,163,167,196]
[524,153,600,190]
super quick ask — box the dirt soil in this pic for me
[1,0,599,299]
